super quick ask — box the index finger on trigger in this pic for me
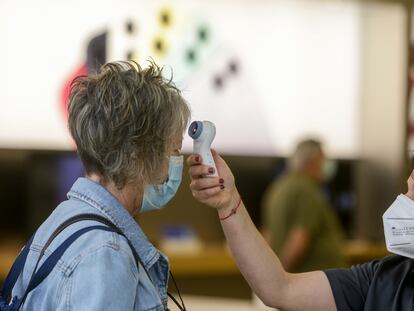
[186,154,202,166]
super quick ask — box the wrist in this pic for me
[218,191,241,220]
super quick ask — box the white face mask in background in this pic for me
[321,159,338,182]
[383,194,414,259]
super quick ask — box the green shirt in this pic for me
[263,172,346,272]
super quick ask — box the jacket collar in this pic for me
[67,177,165,270]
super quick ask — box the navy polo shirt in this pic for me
[325,255,414,310]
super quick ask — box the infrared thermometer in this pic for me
[188,120,218,177]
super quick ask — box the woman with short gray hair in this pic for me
[5,61,191,310]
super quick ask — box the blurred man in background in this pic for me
[261,139,346,272]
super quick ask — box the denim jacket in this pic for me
[12,177,169,311]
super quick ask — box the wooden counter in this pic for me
[165,241,389,277]
[163,245,239,277]
[0,236,24,282]
[344,240,389,266]
[0,239,390,281]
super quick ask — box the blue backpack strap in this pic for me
[0,214,133,311]
[23,214,131,295]
[26,225,115,293]
[13,225,116,309]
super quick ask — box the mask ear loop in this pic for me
[167,271,186,311]
[136,253,186,310]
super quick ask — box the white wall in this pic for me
[356,1,408,239]
[0,0,362,157]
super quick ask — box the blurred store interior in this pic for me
[1,0,414,309]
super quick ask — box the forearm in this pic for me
[280,228,311,272]
[187,152,336,311]
[218,193,289,307]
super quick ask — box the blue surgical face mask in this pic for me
[140,155,183,213]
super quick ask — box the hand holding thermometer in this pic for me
[188,121,218,177]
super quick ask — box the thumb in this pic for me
[211,148,224,164]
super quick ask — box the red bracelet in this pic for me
[219,196,242,221]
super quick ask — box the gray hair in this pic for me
[68,61,191,188]
[288,139,322,172]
